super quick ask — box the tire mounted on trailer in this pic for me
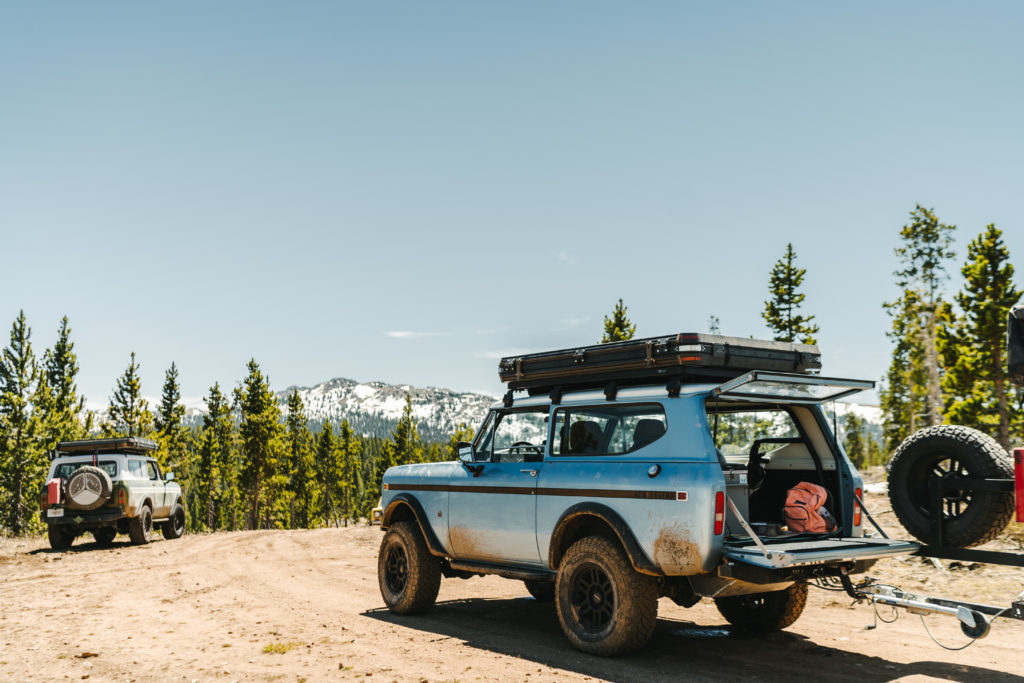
[887,425,1015,548]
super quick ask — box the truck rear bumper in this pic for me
[41,510,126,528]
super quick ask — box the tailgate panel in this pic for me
[724,537,920,569]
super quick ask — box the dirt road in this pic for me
[1,521,1023,683]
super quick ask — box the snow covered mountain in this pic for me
[276,378,496,442]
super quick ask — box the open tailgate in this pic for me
[724,536,920,569]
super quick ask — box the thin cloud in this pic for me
[559,316,590,327]
[557,250,577,266]
[386,331,446,339]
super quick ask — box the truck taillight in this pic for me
[118,488,126,507]
[854,488,863,527]
[714,491,725,535]
[1014,449,1023,523]
[40,491,47,511]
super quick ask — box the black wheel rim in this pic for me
[173,509,185,534]
[143,510,152,536]
[907,453,974,520]
[569,563,615,633]
[384,543,409,595]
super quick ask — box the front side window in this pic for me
[474,407,549,463]
[146,461,160,481]
[128,459,146,479]
[552,403,667,456]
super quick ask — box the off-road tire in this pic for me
[524,579,555,602]
[554,536,658,656]
[65,466,113,511]
[162,503,186,540]
[715,582,808,632]
[92,527,117,546]
[47,525,74,551]
[129,505,153,545]
[887,425,1014,547]
[377,521,442,615]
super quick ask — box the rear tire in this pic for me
[554,536,658,656]
[524,579,555,602]
[887,425,1014,547]
[715,582,808,632]
[129,505,153,545]
[162,503,186,540]
[48,525,74,551]
[377,521,442,614]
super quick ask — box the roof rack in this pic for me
[52,437,159,459]
[498,333,821,399]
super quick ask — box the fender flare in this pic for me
[548,502,661,576]
[382,494,447,557]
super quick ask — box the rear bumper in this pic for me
[41,509,126,528]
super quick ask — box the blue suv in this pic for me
[376,335,918,655]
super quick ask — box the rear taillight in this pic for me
[853,487,863,527]
[714,491,725,535]
[40,491,47,511]
[1014,448,1023,523]
[118,488,126,508]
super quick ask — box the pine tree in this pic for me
[236,359,285,529]
[195,383,233,531]
[939,224,1020,450]
[154,362,189,472]
[707,315,721,335]
[0,311,47,535]
[880,289,929,450]
[842,412,867,468]
[601,299,637,343]
[104,352,154,437]
[285,390,316,528]
[40,316,86,446]
[337,420,359,525]
[889,205,956,427]
[385,394,424,469]
[314,421,338,526]
[762,244,819,344]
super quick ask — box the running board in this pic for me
[446,560,553,582]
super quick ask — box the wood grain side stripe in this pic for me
[386,483,674,500]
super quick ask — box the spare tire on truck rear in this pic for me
[887,425,1014,547]
[65,466,113,511]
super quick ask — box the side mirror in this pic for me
[457,441,474,464]
[164,472,175,481]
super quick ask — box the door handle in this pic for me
[520,469,538,477]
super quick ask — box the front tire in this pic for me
[162,503,186,540]
[48,525,74,551]
[93,527,117,546]
[377,521,442,614]
[129,505,153,545]
[555,536,658,656]
[715,582,808,632]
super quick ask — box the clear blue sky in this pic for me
[2,2,1022,407]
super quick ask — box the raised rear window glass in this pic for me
[551,403,667,456]
[55,461,117,479]
[707,407,799,457]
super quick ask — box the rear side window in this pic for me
[128,459,146,479]
[552,403,667,456]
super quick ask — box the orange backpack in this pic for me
[783,482,836,533]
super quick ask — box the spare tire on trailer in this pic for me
[887,425,1014,547]
[65,466,113,511]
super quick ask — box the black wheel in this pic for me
[162,503,186,540]
[887,425,1014,547]
[377,521,442,614]
[555,536,658,656]
[715,582,808,632]
[524,579,555,602]
[129,505,153,545]
[48,525,74,551]
[92,527,117,546]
